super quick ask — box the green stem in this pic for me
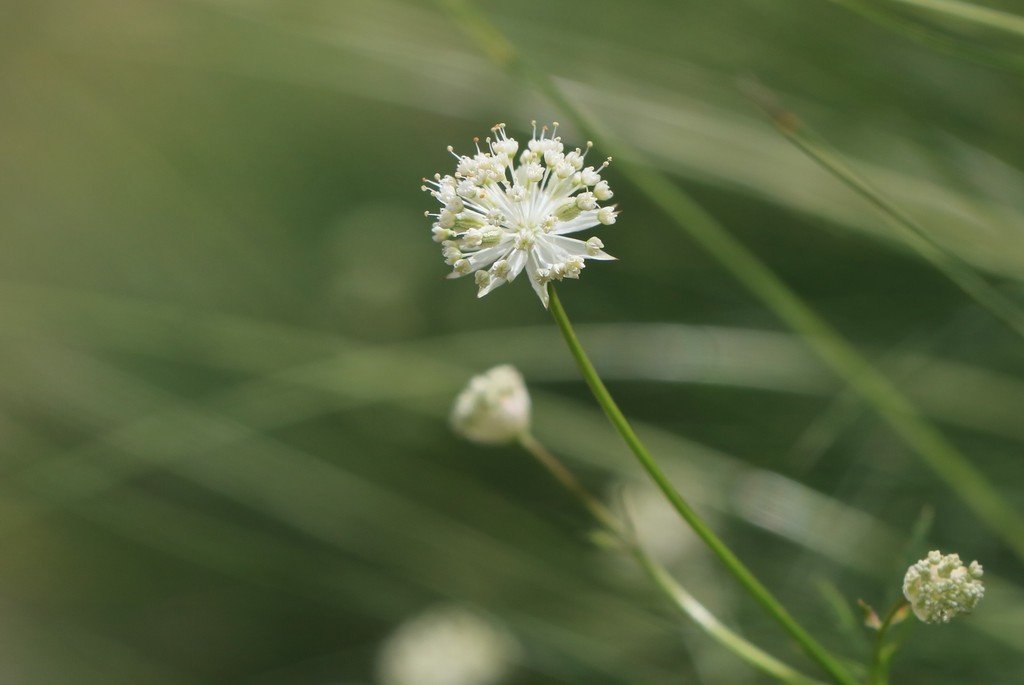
[868,601,909,685]
[547,286,858,685]
[633,551,826,685]
[617,155,1024,563]
[517,433,826,685]
[518,432,623,536]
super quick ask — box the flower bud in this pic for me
[443,246,463,265]
[597,206,617,225]
[564,149,585,170]
[575,192,597,211]
[492,137,518,157]
[461,228,483,248]
[903,550,984,624]
[579,166,601,186]
[438,210,456,229]
[523,162,544,182]
[490,259,510,279]
[451,365,531,445]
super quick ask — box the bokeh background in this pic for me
[2,0,1024,683]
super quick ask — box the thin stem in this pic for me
[518,432,623,536]
[547,286,858,685]
[868,601,909,685]
[517,433,826,685]
[439,0,1024,566]
[631,551,826,685]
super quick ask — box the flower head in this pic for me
[376,604,519,685]
[451,364,531,445]
[423,122,618,307]
[903,550,984,624]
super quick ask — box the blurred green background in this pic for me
[2,0,1024,682]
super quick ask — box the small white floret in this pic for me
[579,166,601,186]
[462,228,483,248]
[575,192,597,211]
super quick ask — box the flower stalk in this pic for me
[517,432,825,685]
[547,285,858,685]
[518,432,623,536]
[867,601,909,685]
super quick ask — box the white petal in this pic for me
[477,276,507,298]
[549,235,617,261]
[526,252,550,307]
[505,248,528,282]
[553,209,601,235]
[533,239,561,269]
[445,264,470,279]
[464,245,508,271]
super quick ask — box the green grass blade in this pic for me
[743,80,1024,343]
[889,0,1024,38]
[823,0,1024,72]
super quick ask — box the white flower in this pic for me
[903,550,985,624]
[451,365,531,445]
[423,122,618,307]
[376,605,518,685]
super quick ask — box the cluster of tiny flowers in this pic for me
[450,364,531,445]
[423,122,618,307]
[902,550,984,624]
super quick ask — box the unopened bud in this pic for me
[451,365,531,445]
